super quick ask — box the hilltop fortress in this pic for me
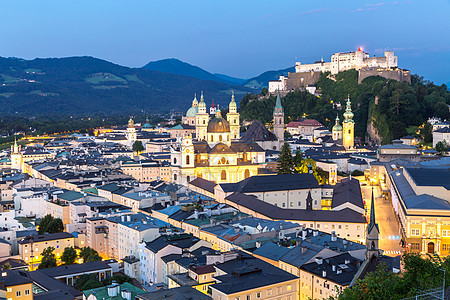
[269,48,411,94]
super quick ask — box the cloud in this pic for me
[348,1,412,13]
[298,8,329,16]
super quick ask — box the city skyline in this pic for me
[2,0,450,84]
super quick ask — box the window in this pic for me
[282,203,286,207]
[287,284,292,291]
[411,229,420,236]
[25,290,30,296]
[7,287,11,292]
[345,225,349,230]
[247,296,251,300]
[256,292,261,298]
[443,244,450,251]
[186,155,190,165]
[338,225,342,229]
[290,202,293,207]
[221,170,227,181]
[298,201,301,206]
[411,243,420,250]
[267,289,272,296]
[16,291,21,297]
[443,230,450,237]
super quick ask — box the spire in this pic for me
[13,138,18,154]
[216,104,222,118]
[343,95,354,123]
[368,187,379,233]
[306,189,313,210]
[198,91,206,108]
[211,99,215,108]
[274,90,283,111]
[231,90,235,103]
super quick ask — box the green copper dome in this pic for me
[332,115,342,132]
[343,95,354,123]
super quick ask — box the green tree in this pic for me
[61,247,77,265]
[46,218,64,234]
[2,262,11,270]
[420,122,433,143]
[277,142,295,174]
[435,140,448,154]
[74,274,102,291]
[38,247,57,269]
[80,247,102,262]
[103,274,133,285]
[261,87,268,96]
[38,214,54,234]
[132,141,144,153]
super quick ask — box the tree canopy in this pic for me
[38,214,64,234]
[277,142,295,174]
[61,247,77,265]
[38,246,57,269]
[80,246,102,262]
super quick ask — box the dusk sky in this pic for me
[2,0,449,84]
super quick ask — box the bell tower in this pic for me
[127,117,137,144]
[181,135,195,168]
[195,91,209,141]
[10,138,23,171]
[227,91,240,140]
[273,91,284,142]
[342,95,354,149]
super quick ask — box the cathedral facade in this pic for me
[172,92,266,185]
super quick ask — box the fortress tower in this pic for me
[342,95,354,149]
[226,91,240,140]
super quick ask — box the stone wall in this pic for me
[358,68,411,84]
[285,71,322,90]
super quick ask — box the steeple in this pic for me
[229,90,237,113]
[274,90,283,112]
[366,187,380,259]
[13,138,19,154]
[306,190,313,210]
[216,105,222,118]
[273,89,285,144]
[192,93,198,107]
[128,117,135,128]
[343,95,354,123]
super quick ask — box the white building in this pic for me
[433,127,450,148]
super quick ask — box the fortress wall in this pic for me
[358,68,411,84]
[285,71,322,90]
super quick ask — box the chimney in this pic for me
[322,270,327,277]
[345,259,350,264]
[194,209,199,220]
[331,231,337,242]
[313,229,318,237]
[302,229,307,240]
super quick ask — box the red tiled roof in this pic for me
[287,119,323,128]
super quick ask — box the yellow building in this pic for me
[342,95,354,149]
[18,232,75,268]
[0,270,33,300]
[172,93,266,185]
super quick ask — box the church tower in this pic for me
[366,188,380,259]
[181,134,195,169]
[342,95,354,149]
[10,138,23,171]
[210,99,216,115]
[227,91,240,140]
[127,117,137,144]
[332,115,343,141]
[195,91,209,141]
[273,91,285,142]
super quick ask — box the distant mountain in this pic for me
[0,56,253,115]
[143,58,243,85]
[243,66,295,90]
[213,73,246,85]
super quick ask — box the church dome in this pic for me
[186,106,198,117]
[332,115,342,132]
[207,117,230,133]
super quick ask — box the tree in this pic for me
[38,214,54,234]
[420,122,433,143]
[103,273,133,285]
[61,247,77,265]
[132,141,144,153]
[2,262,11,270]
[277,142,295,174]
[80,247,102,262]
[74,273,102,291]
[38,247,57,269]
[435,140,448,154]
[46,218,64,234]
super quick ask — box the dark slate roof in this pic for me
[434,127,450,133]
[34,289,76,300]
[37,261,111,278]
[210,252,298,295]
[18,232,74,244]
[252,242,291,261]
[226,193,366,223]
[301,253,362,286]
[0,269,32,287]
[331,178,364,210]
[406,167,450,190]
[137,286,212,300]
[189,178,217,194]
[229,142,265,153]
[235,174,319,193]
[240,121,278,142]
[161,254,183,263]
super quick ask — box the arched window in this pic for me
[186,155,190,165]
[243,153,247,161]
[173,158,177,164]
[227,135,230,141]
[234,119,237,124]
[219,135,222,142]
[203,120,206,125]
[187,176,191,182]
[211,135,214,141]
[244,169,250,179]
[348,130,351,134]
[174,174,177,181]
[221,170,227,181]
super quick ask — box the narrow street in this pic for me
[362,185,403,256]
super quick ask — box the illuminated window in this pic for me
[221,170,227,181]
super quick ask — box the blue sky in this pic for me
[1,0,449,84]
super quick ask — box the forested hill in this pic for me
[239,70,450,144]
[0,56,252,115]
